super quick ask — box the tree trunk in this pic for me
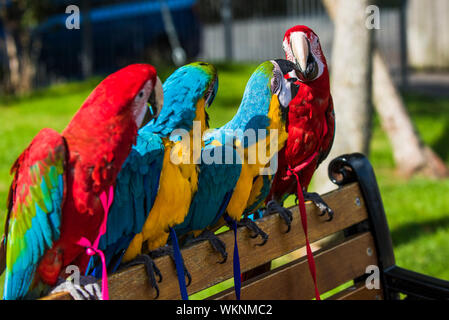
[372,51,449,178]
[3,26,20,94]
[17,30,41,95]
[81,0,93,78]
[0,0,42,95]
[314,0,374,193]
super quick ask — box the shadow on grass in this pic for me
[403,92,449,163]
[404,93,449,116]
[431,119,449,163]
[390,215,449,247]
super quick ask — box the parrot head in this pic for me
[152,61,218,136]
[270,59,300,112]
[283,25,328,83]
[190,61,219,110]
[80,63,163,129]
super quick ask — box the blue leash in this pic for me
[224,215,241,300]
[170,227,189,300]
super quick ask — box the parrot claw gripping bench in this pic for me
[43,153,449,300]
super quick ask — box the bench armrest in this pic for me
[384,266,449,300]
[329,154,449,300]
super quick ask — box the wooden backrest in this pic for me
[43,181,384,300]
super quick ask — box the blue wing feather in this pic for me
[174,144,241,236]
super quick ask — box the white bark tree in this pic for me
[314,0,374,193]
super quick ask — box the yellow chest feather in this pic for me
[226,95,288,220]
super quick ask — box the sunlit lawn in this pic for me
[1,62,449,298]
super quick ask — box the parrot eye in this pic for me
[137,90,144,99]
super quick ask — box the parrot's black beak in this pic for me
[141,77,164,127]
[140,104,154,128]
[204,76,218,109]
[270,59,300,111]
[290,79,300,98]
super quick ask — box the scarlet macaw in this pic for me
[243,26,335,227]
[88,62,219,297]
[0,64,163,300]
[268,25,335,222]
[240,27,335,298]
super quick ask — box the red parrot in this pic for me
[241,26,335,298]
[0,64,163,300]
[266,25,335,221]
[256,25,335,301]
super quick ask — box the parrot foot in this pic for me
[189,230,228,264]
[151,245,192,287]
[236,217,268,246]
[120,254,162,299]
[266,200,293,233]
[303,192,334,221]
[50,275,102,300]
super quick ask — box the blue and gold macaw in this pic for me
[213,60,299,238]
[87,62,218,296]
[173,60,299,300]
[173,142,242,263]
[179,60,299,254]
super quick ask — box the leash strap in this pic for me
[224,215,241,300]
[288,166,321,300]
[76,185,113,300]
[170,227,189,300]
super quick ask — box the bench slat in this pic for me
[212,232,377,300]
[42,182,367,300]
[327,281,383,300]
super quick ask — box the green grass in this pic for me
[1,62,449,299]
[370,93,449,281]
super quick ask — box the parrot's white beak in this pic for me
[141,76,164,127]
[290,32,309,73]
[151,76,164,118]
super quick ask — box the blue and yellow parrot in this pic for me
[159,60,299,300]
[201,59,300,244]
[173,142,242,263]
[87,62,218,297]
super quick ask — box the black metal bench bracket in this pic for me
[328,153,449,300]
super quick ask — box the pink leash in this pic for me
[76,185,114,300]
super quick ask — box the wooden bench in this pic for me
[43,153,449,300]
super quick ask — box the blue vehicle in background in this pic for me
[3,0,202,84]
